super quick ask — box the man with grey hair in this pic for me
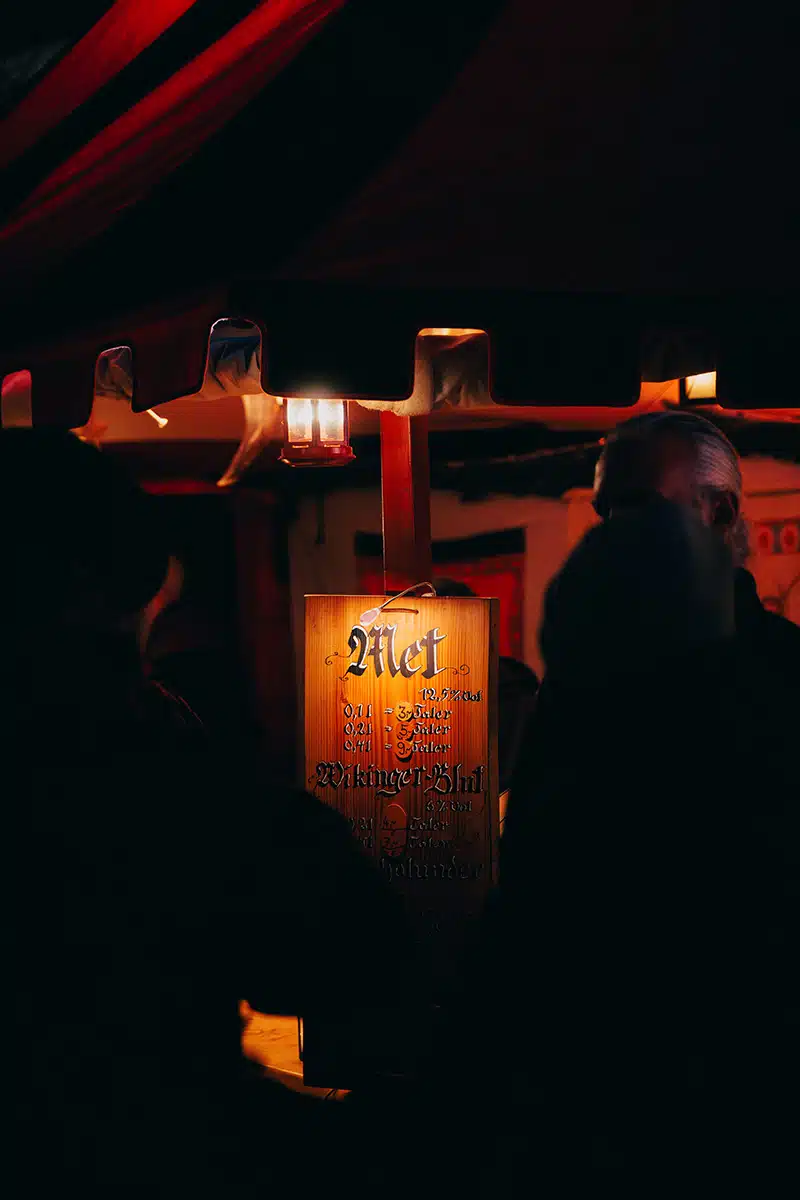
[485,495,797,1191]
[593,410,800,683]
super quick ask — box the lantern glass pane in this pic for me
[684,371,717,400]
[318,398,345,444]
[286,397,313,442]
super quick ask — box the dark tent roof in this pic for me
[0,0,797,419]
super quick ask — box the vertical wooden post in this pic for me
[379,411,433,593]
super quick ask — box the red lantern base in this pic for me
[279,442,356,467]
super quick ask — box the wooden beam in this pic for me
[379,412,433,593]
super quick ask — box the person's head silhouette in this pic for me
[1,427,176,643]
[594,411,749,566]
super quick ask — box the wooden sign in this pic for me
[304,594,499,989]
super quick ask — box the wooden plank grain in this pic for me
[304,594,499,987]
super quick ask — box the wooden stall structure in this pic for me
[2,0,797,1102]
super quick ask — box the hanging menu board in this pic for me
[304,594,500,984]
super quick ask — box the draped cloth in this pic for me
[0,0,347,273]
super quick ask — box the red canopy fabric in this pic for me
[0,0,347,273]
[0,0,199,171]
[0,0,796,417]
[282,0,771,294]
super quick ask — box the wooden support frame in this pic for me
[379,411,433,593]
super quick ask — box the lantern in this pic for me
[279,397,355,466]
[682,371,717,402]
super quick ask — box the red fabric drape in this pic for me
[0,0,347,275]
[280,0,786,294]
[0,1,200,171]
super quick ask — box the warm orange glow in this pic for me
[285,397,313,442]
[146,408,168,428]
[72,412,109,446]
[317,397,345,443]
[240,1008,350,1099]
[280,396,354,466]
[684,371,717,400]
[419,327,485,338]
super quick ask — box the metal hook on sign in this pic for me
[359,581,436,625]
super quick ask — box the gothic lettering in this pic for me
[344,625,447,680]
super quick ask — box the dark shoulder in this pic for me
[761,606,800,651]
[749,605,800,684]
[25,750,304,840]
[735,569,800,684]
